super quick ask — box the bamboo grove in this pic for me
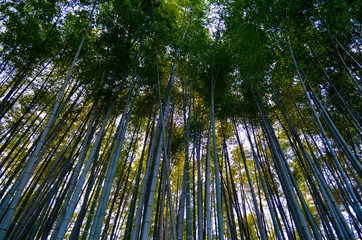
[0,0,361,239]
